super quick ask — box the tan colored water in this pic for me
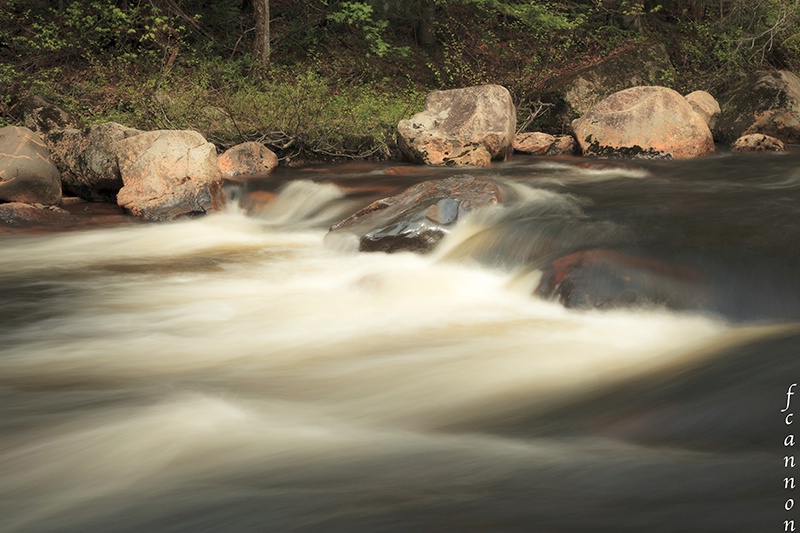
[0,156,798,532]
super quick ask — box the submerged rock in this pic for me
[397,84,516,167]
[572,86,715,159]
[535,248,709,311]
[0,202,74,227]
[0,126,62,205]
[327,175,504,253]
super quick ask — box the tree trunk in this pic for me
[419,0,436,47]
[253,0,270,72]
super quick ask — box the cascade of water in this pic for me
[0,154,798,532]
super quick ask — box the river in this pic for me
[0,152,798,532]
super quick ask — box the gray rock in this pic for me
[715,70,800,143]
[0,126,62,205]
[572,86,715,159]
[15,95,79,135]
[538,44,675,133]
[115,130,224,220]
[397,85,516,167]
[327,175,504,253]
[47,122,143,201]
[218,141,279,177]
[731,133,786,152]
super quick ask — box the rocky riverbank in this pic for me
[2,63,800,231]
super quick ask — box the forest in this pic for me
[2,0,799,161]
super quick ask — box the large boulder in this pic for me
[217,141,279,177]
[537,44,675,133]
[13,95,79,135]
[572,86,715,159]
[715,70,800,144]
[115,130,224,220]
[397,85,516,167]
[47,122,143,201]
[326,175,505,253]
[0,126,62,205]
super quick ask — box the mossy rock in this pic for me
[537,43,676,134]
[715,70,800,144]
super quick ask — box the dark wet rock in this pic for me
[218,141,279,177]
[535,249,709,311]
[731,133,786,152]
[0,202,74,227]
[14,95,79,135]
[236,190,278,216]
[550,135,577,155]
[115,130,224,221]
[538,44,675,133]
[397,85,516,167]
[327,175,505,253]
[715,70,800,144]
[441,217,632,271]
[47,122,143,201]
[423,197,459,225]
[0,126,62,205]
[572,86,715,159]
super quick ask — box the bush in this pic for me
[29,58,424,161]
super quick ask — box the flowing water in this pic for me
[1,152,799,532]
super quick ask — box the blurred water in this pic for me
[0,153,798,532]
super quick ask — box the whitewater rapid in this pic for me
[0,162,795,532]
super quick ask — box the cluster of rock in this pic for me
[3,63,799,316]
[0,97,280,225]
[3,56,800,227]
[396,46,800,163]
[399,78,800,163]
[335,61,800,316]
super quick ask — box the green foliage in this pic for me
[0,0,188,68]
[4,0,800,162]
[325,1,410,58]
[662,0,800,90]
[43,58,424,160]
[218,67,424,158]
[424,0,590,107]
[0,65,17,127]
[438,0,582,32]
